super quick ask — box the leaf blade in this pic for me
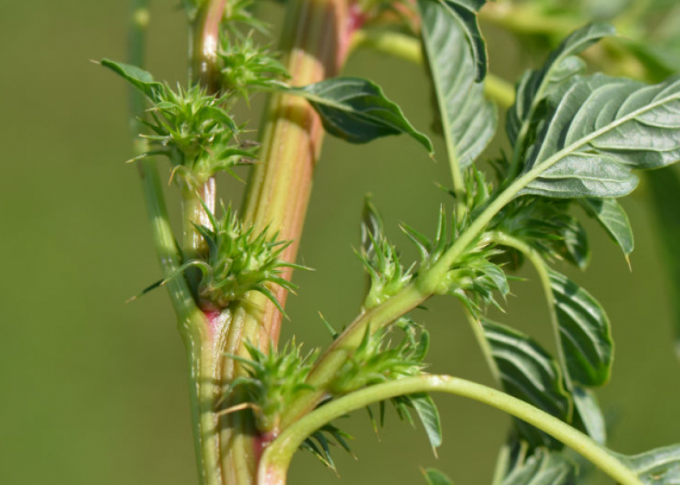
[549,270,613,387]
[419,0,497,170]
[286,77,433,152]
[482,319,572,448]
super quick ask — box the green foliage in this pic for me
[549,270,613,387]
[300,423,355,472]
[494,196,590,270]
[284,77,434,152]
[507,23,615,153]
[226,340,318,432]
[501,444,577,485]
[519,74,680,198]
[482,319,572,448]
[580,197,634,257]
[192,204,308,313]
[436,0,489,81]
[423,468,454,485]
[614,445,680,484]
[418,0,497,171]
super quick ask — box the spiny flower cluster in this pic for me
[219,33,289,99]
[226,340,318,432]
[193,204,307,313]
[357,197,413,309]
[330,317,429,395]
[141,84,255,187]
[101,60,255,188]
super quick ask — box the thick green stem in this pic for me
[260,375,643,485]
[238,0,352,349]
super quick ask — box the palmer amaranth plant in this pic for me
[103,0,680,484]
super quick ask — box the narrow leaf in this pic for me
[410,393,443,454]
[423,468,454,485]
[502,447,577,485]
[101,59,164,101]
[646,167,680,360]
[572,386,607,445]
[482,319,572,448]
[615,445,680,484]
[286,77,433,152]
[549,270,613,387]
[508,23,615,146]
[520,74,680,198]
[580,197,634,257]
[440,0,489,81]
[419,0,497,170]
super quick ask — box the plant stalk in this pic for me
[238,0,354,349]
[260,375,644,485]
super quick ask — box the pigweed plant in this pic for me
[104,0,680,483]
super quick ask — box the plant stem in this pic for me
[260,375,643,485]
[128,2,224,484]
[489,232,573,391]
[238,0,353,348]
[350,30,422,64]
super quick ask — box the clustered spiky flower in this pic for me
[330,317,429,395]
[193,204,308,313]
[218,33,289,99]
[226,340,318,432]
[140,84,256,187]
[357,197,413,309]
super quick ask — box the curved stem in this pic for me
[489,231,573,390]
[259,375,642,485]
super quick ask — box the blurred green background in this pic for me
[1,1,679,484]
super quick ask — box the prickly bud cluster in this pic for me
[358,197,413,309]
[101,60,254,188]
[219,34,289,98]
[193,204,308,313]
[330,318,429,395]
[227,340,318,433]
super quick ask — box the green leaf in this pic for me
[549,270,613,387]
[580,197,634,257]
[571,386,607,445]
[520,74,680,198]
[410,393,443,454]
[423,468,454,485]
[646,167,680,360]
[101,59,164,101]
[418,0,497,170]
[482,319,572,448]
[614,445,680,484]
[286,77,433,152]
[507,23,615,147]
[440,0,489,81]
[502,447,577,485]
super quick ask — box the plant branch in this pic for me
[127,2,218,483]
[259,375,643,485]
[489,231,573,389]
